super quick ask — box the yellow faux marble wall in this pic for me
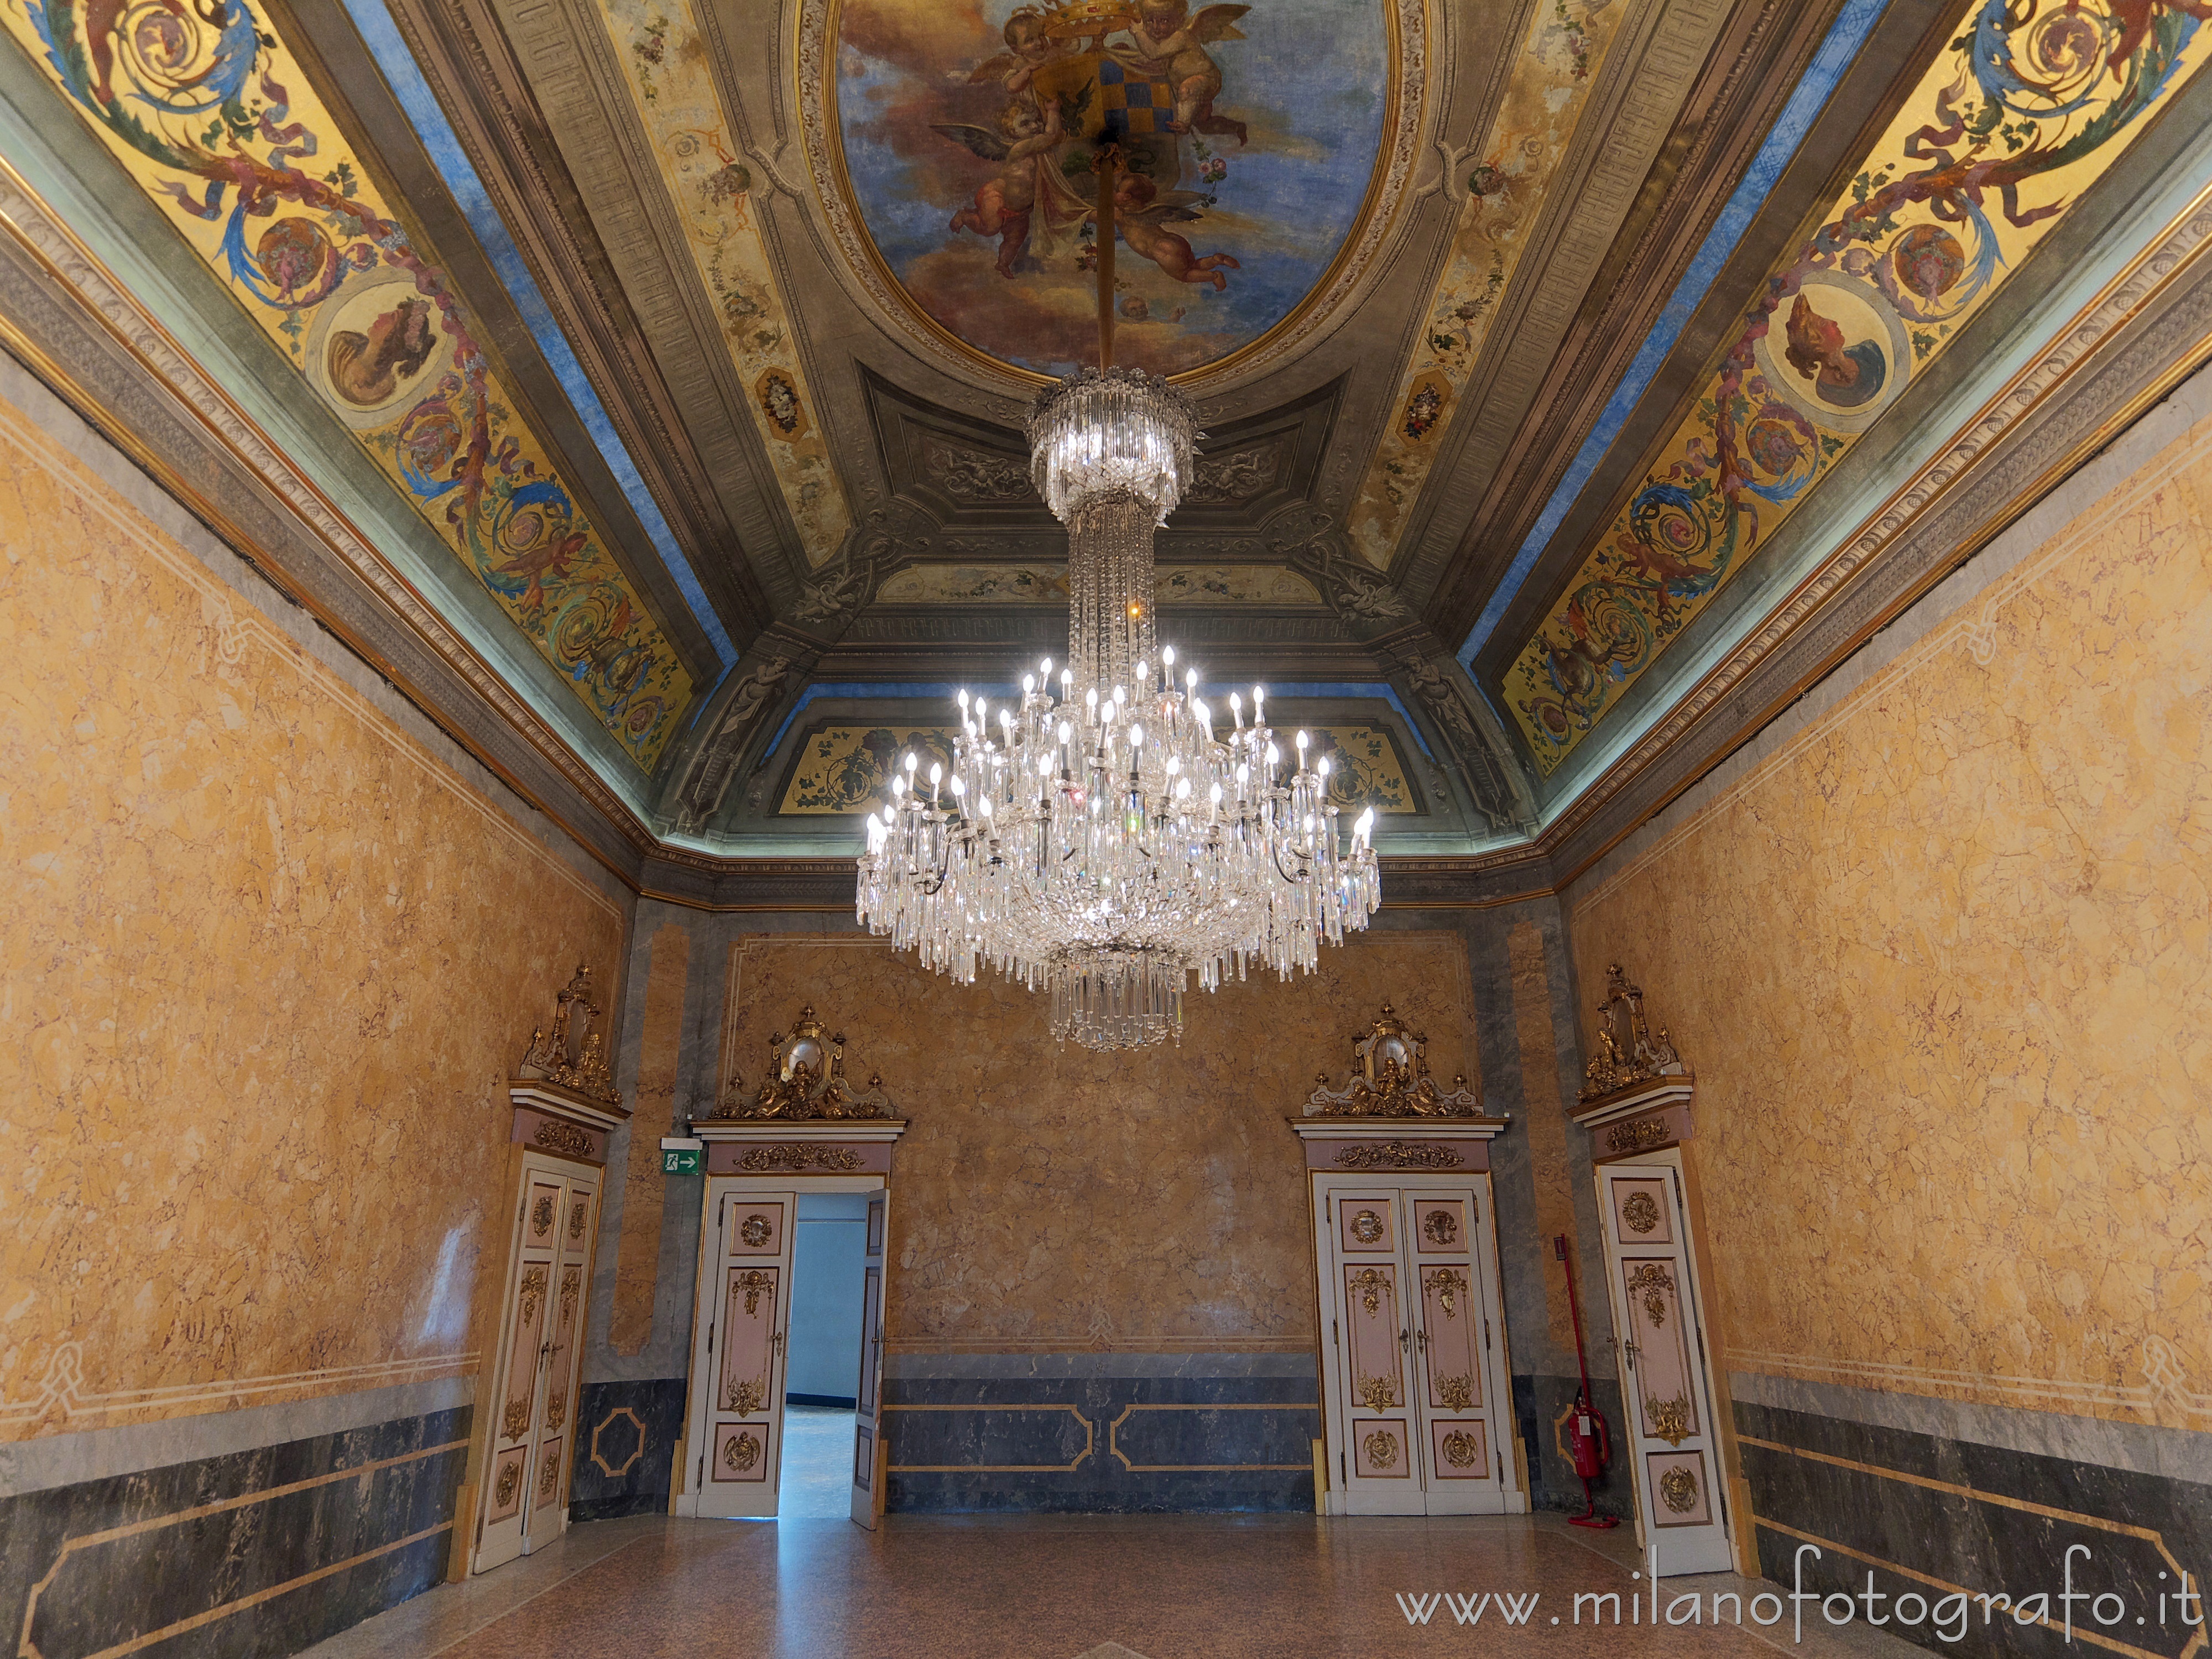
[719,931,1481,1350]
[0,395,625,1439]
[1565,405,2212,1434]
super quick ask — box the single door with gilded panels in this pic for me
[1405,1186,1512,1514]
[474,1161,599,1574]
[849,1194,888,1528]
[687,1188,797,1519]
[1598,1161,1731,1573]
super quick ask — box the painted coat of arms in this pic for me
[830,0,1394,375]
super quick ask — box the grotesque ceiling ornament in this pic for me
[708,1004,896,1120]
[1578,963,1685,1102]
[1304,1002,1482,1117]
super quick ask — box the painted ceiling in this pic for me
[4,0,2208,860]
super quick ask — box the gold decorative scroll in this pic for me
[533,1118,593,1160]
[1335,1141,1465,1171]
[735,1144,864,1173]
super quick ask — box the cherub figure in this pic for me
[1108,0,1250,141]
[966,5,1076,97]
[937,100,1066,276]
[1112,171,1239,289]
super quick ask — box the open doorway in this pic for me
[779,1192,871,1517]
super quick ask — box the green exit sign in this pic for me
[660,1137,703,1175]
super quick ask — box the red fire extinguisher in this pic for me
[1555,1233,1619,1528]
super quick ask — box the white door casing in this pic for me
[473,1155,599,1574]
[1596,1154,1732,1574]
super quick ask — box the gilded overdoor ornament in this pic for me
[1579,964,1686,1102]
[1304,1005,1484,1117]
[518,965,621,1107]
[534,1119,593,1160]
[1626,1263,1674,1327]
[1363,1430,1400,1469]
[1434,1374,1475,1412]
[1440,1430,1482,1468]
[1644,1392,1693,1446]
[737,1144,865,1172]
[708,1004,898,1120]
[1660,1464,1699,1512]
[1607,1116,1673,1156]
[1335,1141,1465,1171]
[1621,1190,1660,1234]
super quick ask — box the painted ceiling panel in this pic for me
[1500,0,2212,775]
[2,0,701,769]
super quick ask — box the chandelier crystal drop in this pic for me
[855,364,1381,1051]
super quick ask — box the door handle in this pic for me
[1399,1328,1410,1352]
[1623,1339,1639,1369]
[1416,1328,1427,1352]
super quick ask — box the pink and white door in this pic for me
[682,1188,797,1517]
[849,1195,888,1528]
[1596,1157,1732,1573]
[1314,1176,1521,1515]
[475,1157,599,1573]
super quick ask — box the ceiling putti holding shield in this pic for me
[6,0,2209,876]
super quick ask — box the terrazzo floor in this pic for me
[298,1512,1929,1659]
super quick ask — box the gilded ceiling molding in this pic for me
[588,0,854,567]
[1504,0,2212,773]
[793,0,1432,393]
[1340,0,1640,569]
[0,0,700,767]
[0,158,666,872]
[1541,170,2212,869]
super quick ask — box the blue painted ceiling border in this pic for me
[340,0,735,671]
[1457,0,1892,671]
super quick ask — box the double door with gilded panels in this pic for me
[476,1158,599,1573]
[1315,1176,1521,1515]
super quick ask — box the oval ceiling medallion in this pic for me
[808,0,1416,383]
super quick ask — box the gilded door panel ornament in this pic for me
[536,1452,559,1503]
[725,1377,766,1416]
[735,1270,775,1317]
[1644,1392,1694,1446]
[1350,1209,1386,1245]
[531,1196,556,1238]
[1363,1429,1400,1469]
[519,966,621,1107]
[546,1390,567,1433]
[707,1004,898,1120]
[1423,1267,1467,1319]
[558,1267,581,1331]
[1660,1464,1699,1512]
[502,1398,531,1442]
[1357,1373,1400,1413]
[1423,1209,1459,1245]
[518,1265,547,1330]
[1434,1374,1474,1412]
[1579,965,1687,1102]
[1441,1428,1481,1468]
[1335,1141,1465,1170]
[493,1460,521,1510]
[740,1213,774,1248]
[725,1431,761,1473]
[1348,1267,1390,1317]
[1621,1190,1660,1234]
[567,1197,589,1240]
[1305,1004,1484,1117]
[1626,1263,1673,1327]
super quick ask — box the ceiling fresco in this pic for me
[1,0,698,769]
[826,0,1401,379]
[1344,0,1630,568]
[1502,0,2212,774]
[593,0,854,565]
[5,0,2205,868]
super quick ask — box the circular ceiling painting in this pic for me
[822,0,1401,380]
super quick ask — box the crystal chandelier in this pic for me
[854,366,1381,1049]
[854,155,1380,1051]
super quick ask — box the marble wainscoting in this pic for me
[883,1354,1319,1513]
[0,1381,471,1658]
[1733,1374,2212,1659]
[567,1378,687,1521]
[1513,1371,1632,1521]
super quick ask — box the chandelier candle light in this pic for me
[855,150,1381,1051]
